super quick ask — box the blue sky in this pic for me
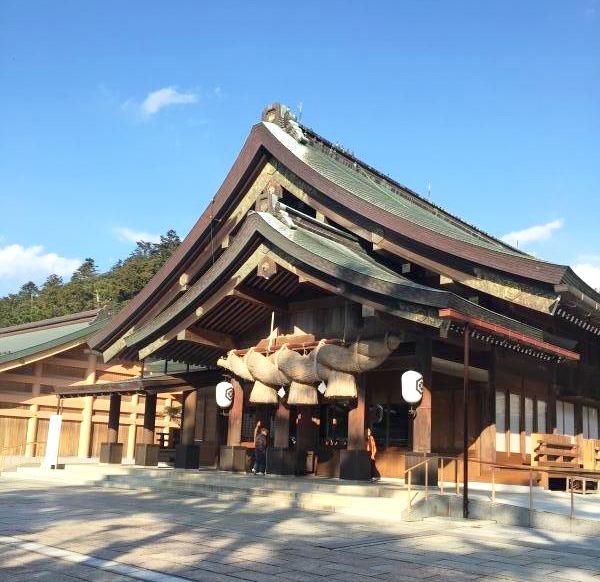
[0,1,598,295]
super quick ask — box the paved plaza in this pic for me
[1,479,600,582]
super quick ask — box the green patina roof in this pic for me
[259,211,436,290]
[124,208,567,351]
[0,318,106,366]
[264,121,539,260]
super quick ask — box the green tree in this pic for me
[0,231,181,327]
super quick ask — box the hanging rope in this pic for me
[267,311,275,353]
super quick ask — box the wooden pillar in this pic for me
[463,325,470,519]
[347,375,366,450]
[549,364,558,434]
[107,393,121,444]
[181,389,198,445]
[227,379,243,447]
[126,394,139,459]
[274,401,290,449]
[413,338,433,453]
[25,361,43,457]
[162,397,172,446]
[143,393,157,444]
[78,353,97,457]
[479,349,496,474]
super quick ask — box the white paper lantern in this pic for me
[216,381,234,409]
[401,370,424,405]
[277,386,286,399]
[317,381,327,395]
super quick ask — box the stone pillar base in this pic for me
[134,443,159,466]
[99,443,123,465]
[198,442,219,467]
[219,445,248,472]
[267,448,295,475]
[174,444,200,469]
[339,449,371,481]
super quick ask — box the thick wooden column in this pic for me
[107,393,121,443]
[143,393,157,444]
[227,379,243,447]
[549,364,558,434]
[175,388,200,468]
[479,351,496,475]
[348,377,366,450]
[162,397,172,445]
[181,389,198,446]
[78,353,97,458]
[341,374,370,480]
[100,391,123,464]
[134,392,159,466]
[274,401,290,449]
[25,361,43,456]
[126,394,138,459]
[412,338,433,453]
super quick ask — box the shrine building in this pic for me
[55,103,600,483]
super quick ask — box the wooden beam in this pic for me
[46,356,140,376]
[289,296,352,313]
[137,250,265,361]
[439,308,580,361]
[0,339,88,374]
[0,371,87,387]
[177,327,236,350]
[232,286,289,313]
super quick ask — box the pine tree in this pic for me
[0,231,181,327]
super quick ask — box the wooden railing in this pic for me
[404,455,600,521]
[0,441,47,474]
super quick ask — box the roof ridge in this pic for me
[0,308,101,337]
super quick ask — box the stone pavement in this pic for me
[0,479,599,582]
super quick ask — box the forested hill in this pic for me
[0,230,181,328]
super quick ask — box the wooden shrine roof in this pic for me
[89,103,599,360]
[0,309,107,372]
[55,368,223,398]
[112,205,578,365]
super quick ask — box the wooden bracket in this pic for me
[177,328,236,350]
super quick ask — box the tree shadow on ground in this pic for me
[0,477,599,582]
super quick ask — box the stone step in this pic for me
[59,464,410,498]
[104,474,408,510]
[4,466,416,519]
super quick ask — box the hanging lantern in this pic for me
[216,381,234,409]
[317,381,327,395]
[401,370,424,405]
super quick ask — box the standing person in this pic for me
[253,427,269,475]
[367,427,379,481]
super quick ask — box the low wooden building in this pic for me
[0,310,177,459]
[66,103,599,482]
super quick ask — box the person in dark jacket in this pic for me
[252,427,269,475]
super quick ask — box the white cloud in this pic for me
[501,219,564,247]
[140,87,197,116]
[0,244,80,284]
[114,227,161,244]
[574,264,600,292]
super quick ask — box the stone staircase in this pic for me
[2,464,422,521]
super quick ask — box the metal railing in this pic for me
[404,454,600,521]
[0,441,47,474]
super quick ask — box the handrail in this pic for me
[404,453,600,519]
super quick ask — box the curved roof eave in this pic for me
[257,122,569,285]
[123,211,571,357]
[0,319,106,371]
[88,124,270,352]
